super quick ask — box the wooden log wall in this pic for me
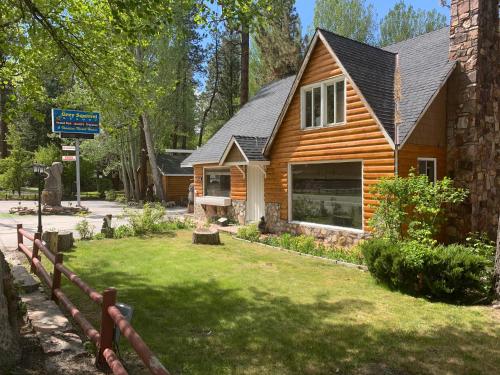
[265,39,395,229]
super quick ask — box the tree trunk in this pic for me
[240,25,250,107]
[119,153,130,200]
[494,213,500,301]
[139,119,148,200]
[0,85,9,158]
[140,113,165,202]
[127,125,140,201]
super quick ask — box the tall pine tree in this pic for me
[251,0,303,90]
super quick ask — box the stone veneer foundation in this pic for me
[265,203,368,247]
[194,200,247,225]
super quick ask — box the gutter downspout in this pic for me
[394,53,401,176]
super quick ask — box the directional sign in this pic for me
[62,155,77,161]
[52,109,100,135]
[62,145,76,151]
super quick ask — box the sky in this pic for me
[295,0,449,35]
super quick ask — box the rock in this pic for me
[11,265,40,293]
[192,228,221,245]
[23,293,72,334]
[0,251,21,370]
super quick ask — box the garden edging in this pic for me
[232,235,368,271]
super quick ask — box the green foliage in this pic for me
[237,224,261,242]
[465,232,496,260]
[312,0,377,44]
[33,144,61,166]
[93,233,106,240]
[380,1,447,47]
[0,129,32,195]
[105,190,117,201]
[76,219,95,240]
[113,225,135,239]
[369,173,468,244]
[125,203,167,236]
[360,239,492,301]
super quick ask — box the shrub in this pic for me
[360,238,491,301]
[104,190,117,201]
[93,233,106,240]
[114,225,134,239]
[237,224,260,242]
[465,232,496,260]
[76,219,94,240]
[126,203,166,235]
[288,235,316,253]
[369,173,468,244]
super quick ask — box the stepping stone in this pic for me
[23,293,72,333]
[11,265,40,293]
[39,331,85,356]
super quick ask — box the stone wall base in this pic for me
[265,202,368,247]
[194,200,247,225]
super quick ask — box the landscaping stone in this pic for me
[11,264,40,293]
[23,292,72,333]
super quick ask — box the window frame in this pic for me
[203,166,232,197]
[417,157,437,183]
[300,76,347,130]
[287,160,364,232]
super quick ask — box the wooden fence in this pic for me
[17,224,170,375]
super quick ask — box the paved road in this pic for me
[0,200,186,249]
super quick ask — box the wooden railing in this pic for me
[17,224,170,375]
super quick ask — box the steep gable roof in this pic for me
[319,29,397,140]
[181,76,295,167]
[383,27,456,145]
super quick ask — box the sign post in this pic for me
[75,139,81,206]
[51,109,100,206]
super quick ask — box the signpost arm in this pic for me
[76,139,81,206]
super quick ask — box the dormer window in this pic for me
[301,77,346,129]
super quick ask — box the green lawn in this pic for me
[56,231,500,375]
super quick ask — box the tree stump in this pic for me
[45,231,59,254]
[57,232,74,252]
[192,228,221,245]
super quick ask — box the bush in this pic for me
[104,190,117,201]
[93,233,106,240]
[360,238,491,301]
[369,173,468,244]
[114,225,134,239]
[76,219,94,240]
[126,203,166,236]
[237,224,260,242]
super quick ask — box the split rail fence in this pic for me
[17,224,170,375]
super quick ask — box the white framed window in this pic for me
[301,77,346,129]
[418,158,437,183]
[204,167,231,197]
[288,161,363,230]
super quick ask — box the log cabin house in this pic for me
[182,1,499,246]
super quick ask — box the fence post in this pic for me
[31,232,41,273]
[17,224,23,251]
[51,253,63,302]
[97,287,117,370]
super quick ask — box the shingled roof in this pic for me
[181,75,295,166]
[183,27,454,166]
[233,136,268,161]
[320,29,397,140]
[157,153,193,175]
[383,27,456,144]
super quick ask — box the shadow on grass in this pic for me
[60,259,500,375]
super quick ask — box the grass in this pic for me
[53,231,500,375]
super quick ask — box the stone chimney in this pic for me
[447,0,499,239]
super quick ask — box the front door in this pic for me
[246,165,265,223]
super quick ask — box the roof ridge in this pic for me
[317,28,397,55]
[383,26,450,49]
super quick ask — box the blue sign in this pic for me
[52,109,100,134]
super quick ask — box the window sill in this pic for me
[300,121,347,131]
[196,196,232,206]
[288,221,364,233]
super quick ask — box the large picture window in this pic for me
[290,162,362,229]
[204,168,231,197]
[302,78,345,128]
